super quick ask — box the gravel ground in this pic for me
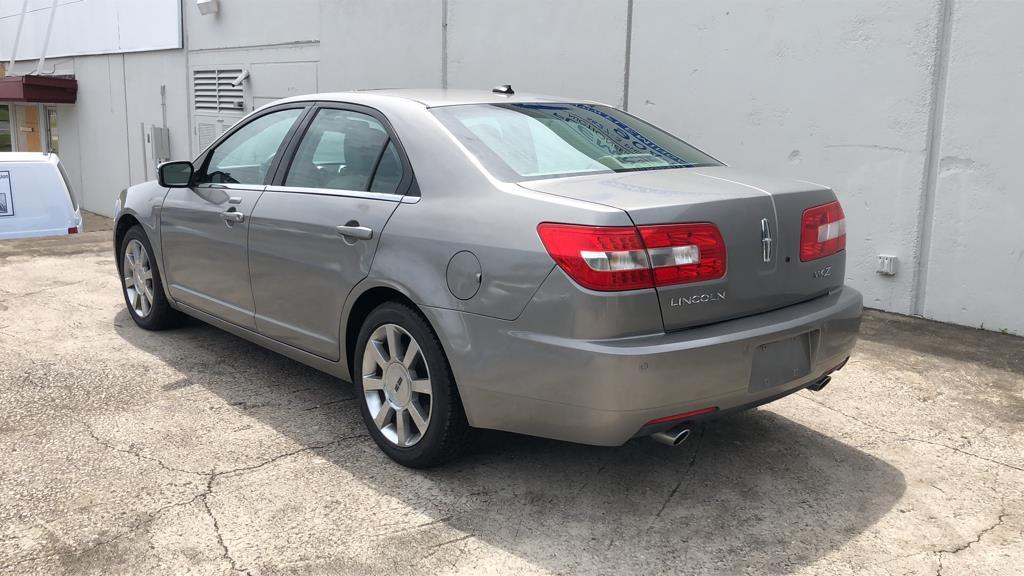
[0,225,1022,575]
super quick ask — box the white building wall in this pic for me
[318,0,443,91]
[184,0,320,52]
[628,0,941,317]
[0,0,181,61]
[8,49,189,217]
[69,55,131,217]
[4,0,1020,334]
[446,0,628,105]
[920,0,1024,335]
[123,50,191,184]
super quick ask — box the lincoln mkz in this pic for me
[114,88,862,467]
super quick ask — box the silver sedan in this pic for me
[114,88,862,467]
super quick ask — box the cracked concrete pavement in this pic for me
[1,225,1022,575]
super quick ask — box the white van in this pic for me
[0,152,83,240]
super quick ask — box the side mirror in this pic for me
[158,161,194,188]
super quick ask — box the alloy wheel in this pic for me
[362,323,433,447]
[123,239,154,318]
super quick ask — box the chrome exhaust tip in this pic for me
[650,425,691,447]
[807,375,831,392]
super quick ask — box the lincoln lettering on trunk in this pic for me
[670,291,727,307]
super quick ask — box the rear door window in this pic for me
[368,141,403,194]
[284,109,391,192]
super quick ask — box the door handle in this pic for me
[336,224,373,241]
[221,211,245,223]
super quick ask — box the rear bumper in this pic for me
[423,286,862,446]
[0,226,78,240]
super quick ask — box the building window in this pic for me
[0,105,11,152]
[46,107,59,155]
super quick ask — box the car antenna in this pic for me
[492,84,514,95]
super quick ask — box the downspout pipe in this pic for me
[7,0,30,73]
[33,0,60,75]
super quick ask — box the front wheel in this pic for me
[354,302,474,467]
[119,226,183,330]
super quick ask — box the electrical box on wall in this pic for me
[150,126,171,164]
[197,0,219,15]
[877,255,898,276]
[141,124,172,181]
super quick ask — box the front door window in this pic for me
[196,108,303,185]
[283,109,391,192]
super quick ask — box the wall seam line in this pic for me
[912,0,954,316]
[182,0,193,159]
[186,40,320,54]
[621,0,634,110]
[441,0,449,89]
[120,53,133,185]
[73,58,84,208]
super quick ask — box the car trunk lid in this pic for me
[519,166,845,331]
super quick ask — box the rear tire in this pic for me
[354,302,474,467]
[119,225,184,330]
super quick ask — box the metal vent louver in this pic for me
[197,122,218,150]
[193,69,245,113]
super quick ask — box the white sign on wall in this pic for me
[0,0,182,62]
[0,171,13,217]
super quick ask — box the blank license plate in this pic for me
[749,332,812,392]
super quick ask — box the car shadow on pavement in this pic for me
[114,311,906,574]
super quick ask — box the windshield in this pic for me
[431,103,720,181]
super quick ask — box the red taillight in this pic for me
[536,224,653,291]
[638,223,726,286]
[537,222,727,292]
[67,227,78,235]
[800,200,846,262]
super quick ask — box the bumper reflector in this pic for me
[645,406,719,426]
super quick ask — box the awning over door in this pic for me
[0,75,77,104]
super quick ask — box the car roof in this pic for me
[0,152,58,164]
[274,88,602,109]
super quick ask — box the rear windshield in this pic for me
[430,103,720,181]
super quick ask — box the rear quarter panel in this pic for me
[368,101,634,320]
